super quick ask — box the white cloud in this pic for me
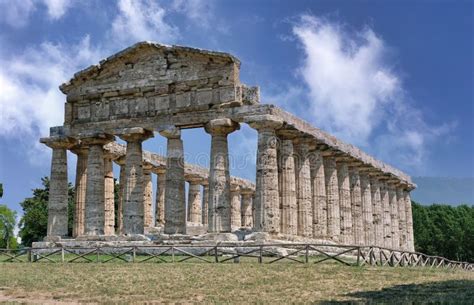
[0,36,103,163]
[0,0,35,28]
[111,0,180,46]
[291,15,453,171]
[42,0,73,19]
[171,0,213,28]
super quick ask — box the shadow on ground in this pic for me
[320,280,474,305]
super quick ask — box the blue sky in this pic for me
[0,0,473,217]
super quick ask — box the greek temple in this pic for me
[39,42,415,251]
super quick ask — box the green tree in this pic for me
[0,204,17,249]
[18,177,75,246]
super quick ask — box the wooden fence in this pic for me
[0,244,472,271]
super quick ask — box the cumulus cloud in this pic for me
[111,0,180,45]
[171,0,214,28]
[291,15,453,171]
[42,0,73,19]
[0,0,35,28]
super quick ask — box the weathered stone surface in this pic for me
[230,185,241,230]
[279,139,297,235]
[117,164,125,234]
[381,182,392,248]
[71,147,88,237]
[295,140,313,238]
[337,162,352,244]
[205,118,239,233]
[324,157,340,241]
[143,165,153,227]
[104,157,115,235]
[371,178,384,247]
[404,190,415,252]
[310,150,327,239]
[397,188,408,250]
[155,171,166,226]
[202,184,209,225]
[349,167,363,245]
[388,185,399,250]
[187,181,202,223]
[360,173,374,246]
[240,190,253,228]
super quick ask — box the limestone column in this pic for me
[155,170,166,226]
[405,190,415,252]
[81,134,114,236]
[119,128,153,235]
[295,139,313,238]
[159,126,186,234]
[248,115,283,234]
[310,149,327,239]
[278,138,297,235]
[349,167,363,245]
[240,190,254,228]
[230,185,241,230]
[389,185,400,250]
[143,164,153,228]
[337,161,352,244]
[40,137,76,238]
[381,182,392,248]
[397,188,408,250]
[117,161,126,234]
[71,146,88,238]
[205,118,239,233]
[360,173,374,246]
[324,156,340,241]
[371,178,384,247]
[188,181,202,223]
[103,156,115,235]
[201,184,209,225]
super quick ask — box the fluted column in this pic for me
[278,137,297,235]
[82,134,114,236]
[324,156,340,241]
[241,190,254,228]
[381,182,392,248]
[337,162,352,244]
[188,181,202,223]
[117,162,126,234]
[103,156,115,235]
[205,118,239,233]
[155,171,166,226]
[119,128,153,235]
[41,137,77,238]
[310,149,327,238]
[360,173,374,245]
[143,164,153,228]
[349,167,363,245]
[405,190,415,252]
[397,188,408,250]
[371,178,384,247]
[248,115,283,233]
[202,184,209,225]
[159,126,185,235]
[389,185,399,249]
[230,184,241,230]
[295,139,313,238]
[71,146,88,238]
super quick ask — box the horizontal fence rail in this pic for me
[0,244,472,271]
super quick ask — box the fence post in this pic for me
[27,248,32,263]
[61,247,65,263]
[305,244,309,264]
[171,246,175,263]
[132,247,136,263]
[356,247,361,267]
[96,247,100,263]
[258,245,263,264]
[214,246,218,263]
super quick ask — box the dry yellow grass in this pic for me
[0,261,473,304]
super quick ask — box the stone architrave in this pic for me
[349,167,363,245]
[324,156,340,241]
[71,146,88,238]
[381,182,392,248]
[404,190,415,252]
[388,185,400,250]
[278,137,297,235]
[397,188,408,250]
[159,126,186,234]
[188,181,202,223]
[360,173,374,246]
[337,161,352,244]
[104,156,115,235]
[371,178,384,247]
[40,136,77,237]
[310,149,327,239]
[143,164,153,228]
[247,115,283,234]
[205,118,239,233]
[295,139,313,238]
[240,189,254,228]
[155,171,166,226]
[119,128,153,235]
[201,184,209,225]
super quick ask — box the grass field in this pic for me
[0,261,473,304]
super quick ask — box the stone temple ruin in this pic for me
[38,42,415,251]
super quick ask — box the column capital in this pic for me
[245,115,283,131]
[40,136,78,149]
[79,132,114,145]
[70,144,89,156]
[118,127,153,142]
[143,163,153,172]
[158,125,180,139]
[204,118,240,135]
